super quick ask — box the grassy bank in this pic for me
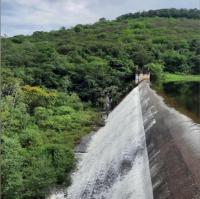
[164,73,200,82]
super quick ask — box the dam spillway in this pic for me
[66,86,153,199]
[49,82,200,199]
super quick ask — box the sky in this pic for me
[2,0,200,36]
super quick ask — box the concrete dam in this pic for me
[50,82,200,199]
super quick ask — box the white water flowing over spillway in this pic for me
[62,87,153,199]
[49,82,200,199]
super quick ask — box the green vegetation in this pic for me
[1,9,200,199]
[145,63,164,81]
[164,73,200,82]
[1,77,100,199]
[117,8,200,20]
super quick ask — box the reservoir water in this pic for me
[156,81,200,123]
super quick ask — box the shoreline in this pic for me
[164,73,200,83]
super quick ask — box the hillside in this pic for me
[1,9,200,199]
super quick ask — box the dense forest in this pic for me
[1,9,200,199]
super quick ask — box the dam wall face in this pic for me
[49,82,200,199]
[139,82,200,199]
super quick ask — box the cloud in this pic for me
[2,0,199,36]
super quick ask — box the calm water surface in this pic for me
[157,81,200,123]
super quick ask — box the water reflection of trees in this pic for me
[162,82,200,118]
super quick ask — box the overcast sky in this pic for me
[2,0,200,36]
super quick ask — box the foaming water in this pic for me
[52,87,153,199]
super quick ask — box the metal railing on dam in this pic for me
[135,72,150,84]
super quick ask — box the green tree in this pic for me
[162,51,187,72]
[145,63,164,81]
[1,135,24,199]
